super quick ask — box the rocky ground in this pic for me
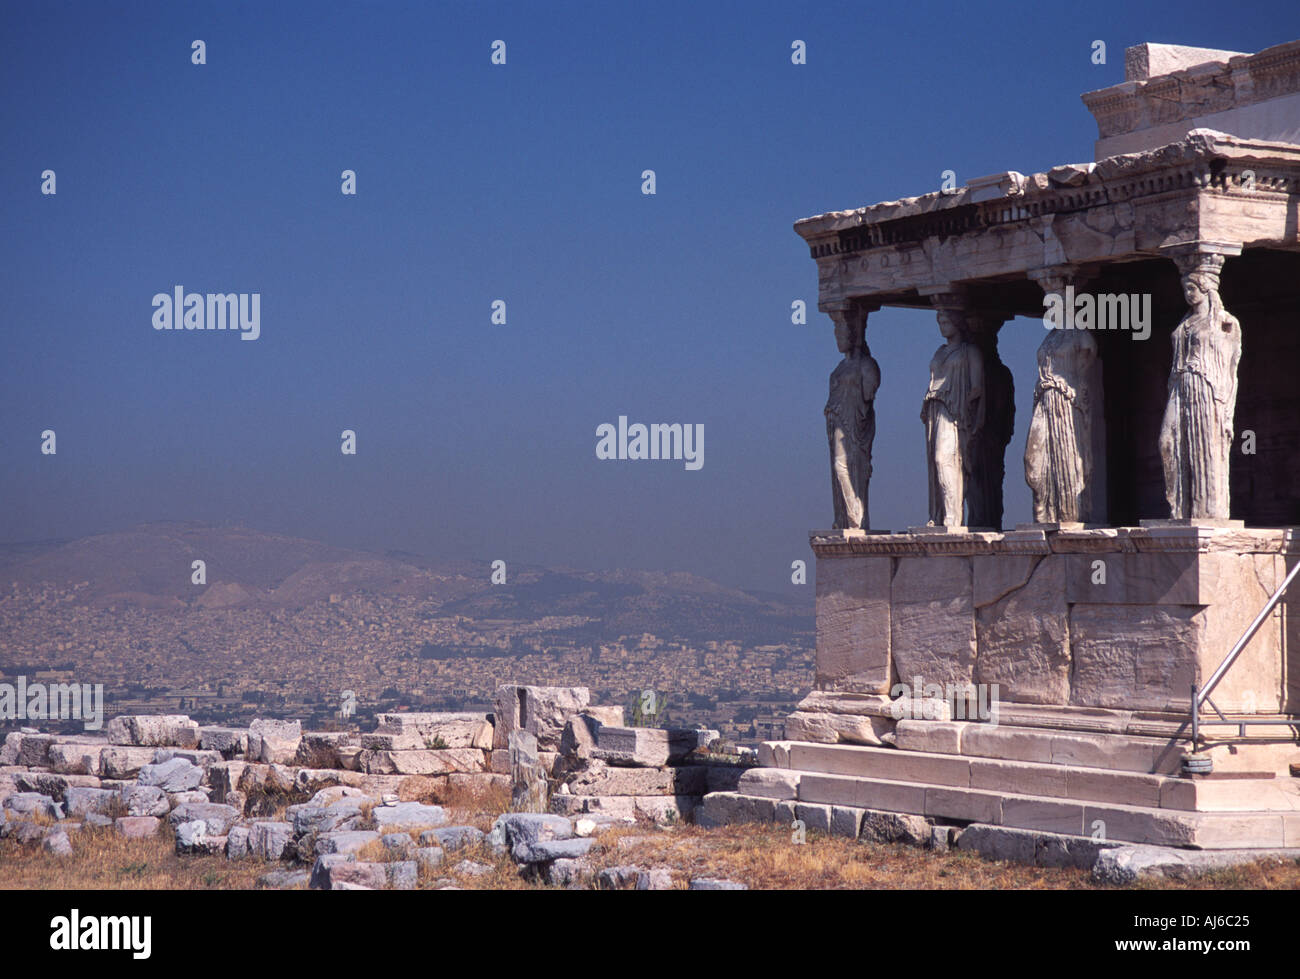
[7,690,1300,890]
[5,804,1300,890]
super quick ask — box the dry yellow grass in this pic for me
[0,824,269,890]
[583,824,1098,890]
[583,823,1300,890]
[430,779,511,816]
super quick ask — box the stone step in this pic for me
[887,720,1181,774]
[757,741,1300,812]
[988,703,1176,736]
[884,718,1300,775]
[987,702,1300,740]
[780,768,1299,848]
[966,706,1300,765]
[702,786,1300,850]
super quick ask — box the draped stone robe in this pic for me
[923,340,983,527]
[1159,303,1241,519]
[826,351,880,529]
[1025,328,1097,523]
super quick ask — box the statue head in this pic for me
[1184,269,1219,310]
[936,308,966,340]
[1176,253,1225,316]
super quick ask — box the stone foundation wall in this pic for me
[813,526,1296,714]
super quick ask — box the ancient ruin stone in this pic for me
[493,685,590,751]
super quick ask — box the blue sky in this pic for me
[2,0,1294,591]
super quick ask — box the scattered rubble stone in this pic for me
[597,865,642,890]
[512,837,594,865]
[636,867,674,890]
[42,829,73,856]
[260,869,310,889]
[4,792,62,821]
[169,802,240,836]
[166,789,210,807]
[5,821,46,844]
[309,853,353,889]
[387,860,419,889]
[4,699,757,889]
[382,832,416,858]
[858,810,932,847]
[316,830,380,856]
[509,730,548,813]
[249,821,294,860]
[122,784,170,818]
[1089,844,1295,884]
[63,786,119,817]
[248,719,302,765]
[100,747,157,780]
[138,758,203,793]
[115,816,161,839]
[545,857,591,886]
[226,825,250,859]
[419,825,484,852]
[371,801,447,831]
[108,715,200,749]
[415,846,445,872]
[327,861,389,890]
[494,812,573,850]
[175,820,225,855]
[494,685,590,751]
[200,727,248,759]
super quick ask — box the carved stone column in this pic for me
[920,290,985,529]
[1024,266,1103,525]
[823,300,881,530]
[1157,244,1243,521]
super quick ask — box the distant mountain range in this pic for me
[0,522,811,646]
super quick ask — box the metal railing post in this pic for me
[1191,683,1199,748]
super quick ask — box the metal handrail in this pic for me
[1188,556,1300,752]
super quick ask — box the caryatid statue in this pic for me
[825,305,881,530]
[1024,284,1099,524]
[922,306,984,527]
[1158,253,1241,520]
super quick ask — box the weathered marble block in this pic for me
[815,555,892,693]
[1065,551,1207,604]
[1069,604,1202,712]
[493,685,590,751]
[373,713,493,750]
[890,556,976,689]
[808,528,1289,719]
[1068,549,1282,712]
[106,715,200,749]
[975,554,1069,705]
[1192,553,1283,714]
[359,748,487,776]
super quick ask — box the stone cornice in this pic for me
[810,526,1300,557]
[794,131,1300,262]
[1081,39,1300,140]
